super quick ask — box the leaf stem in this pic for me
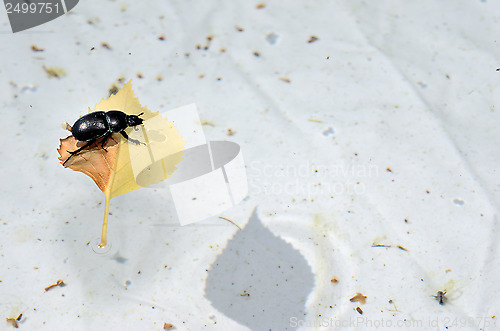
[98,192,111,248]
[99,134,121,248]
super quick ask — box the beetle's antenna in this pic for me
[138,112,144,117]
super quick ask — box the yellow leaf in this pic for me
[58,80,185,247]
[94,80,156,198]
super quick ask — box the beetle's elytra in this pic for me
[63,110,144,166]
[72,110,143,141]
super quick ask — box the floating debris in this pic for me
[43,66,66,79]
[101,42,112,50]
[163,322,175,330]
[45,279,65,291]
[432,290,447,305]
[307,35,319,43]
[350,293,367,304]
[6,313,22,328]
[31,45,44,52]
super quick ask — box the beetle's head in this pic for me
[126,112,144,127]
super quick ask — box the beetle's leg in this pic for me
[119,130,132,141]
[63,141,92,166]
[62,155,73,167]
[67,142,91,155]
[120,131,145,145]
[100,137,108,152]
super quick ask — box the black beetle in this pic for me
[63,110,144,166]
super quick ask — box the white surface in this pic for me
[0,1,499,330]
[161,104,205,149]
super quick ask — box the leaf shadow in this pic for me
[205,208,314,330]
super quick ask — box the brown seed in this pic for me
[163,322,175,329]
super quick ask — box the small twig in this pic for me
[45,279,65,291]
[218,217,241,230]
[371,244,409,252]
[239,290,250,297]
